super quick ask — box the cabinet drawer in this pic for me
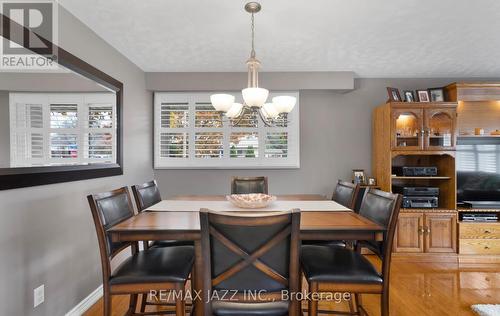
[459,223,500,239]
[459,239,500,255]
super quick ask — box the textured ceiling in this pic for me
[59,0,500,77]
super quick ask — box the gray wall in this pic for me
[0,72,109,92]
[0,6,152,316]
[152,78,489,198]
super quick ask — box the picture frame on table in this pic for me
[416,90,430,102]
[386,87,402,102]
[428,88,445,102]
[403,90,416,102]
[352,169,366,185]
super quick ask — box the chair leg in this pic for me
[103,288,111,316]
[308,298,318,316]
[355,293,363,315]
[127,294,138,315]
[381,289,389,316]
[175,290,185,316]
[348,293,356,314]
[308,282,318,316]
[140,293,148,313]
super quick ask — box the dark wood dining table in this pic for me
[108,194,385,316]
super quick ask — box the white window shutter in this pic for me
[9,93,116,167]
[154,91,300,169]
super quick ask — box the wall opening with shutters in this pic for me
[154,92,300,169]
[8,92,116,167]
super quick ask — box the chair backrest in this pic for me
[131,180,162,212]
[332,180,359,210]
[200,209,300,312]
[357,188,402,278]
[87,187,138,280]
[231,176,268,194]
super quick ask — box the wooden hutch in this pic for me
[372,83,500,266]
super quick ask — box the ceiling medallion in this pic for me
[210,2,296,127]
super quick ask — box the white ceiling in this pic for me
[59,0,500,78]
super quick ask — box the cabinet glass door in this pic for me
[392,109,423,150]
[425,109,456,150]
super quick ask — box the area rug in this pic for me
[471,304,500,316]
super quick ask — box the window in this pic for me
[9,93,116,167]
[457,143,500,173]
[154,92,300,169]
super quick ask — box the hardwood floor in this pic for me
[84,256,500,316]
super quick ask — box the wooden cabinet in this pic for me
[459,222,500,255]
[394,212,424,252]
[424,108,457,150]
[394,211,457,254]
[375,83,500,265]
[459,222,500,239]
[392,108,424,150]
[390,103,457,151]
[425,213,457,253]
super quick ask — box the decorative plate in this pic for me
[226,193,277,209]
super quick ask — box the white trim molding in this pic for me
[65,285,103,316]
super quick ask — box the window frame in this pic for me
[154,92,300,169]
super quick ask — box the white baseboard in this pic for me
[65,285,103,316]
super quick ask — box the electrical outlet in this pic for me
[34,284,44,308]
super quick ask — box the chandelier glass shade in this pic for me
[210,2,296,126]
[210,94,235,112]
[242,87,269,108]
[226,103,243,118]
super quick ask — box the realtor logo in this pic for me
[1,0,58,70]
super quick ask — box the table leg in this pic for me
[193,240,204,316]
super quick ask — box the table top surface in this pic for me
[109,195,384,234]
[109,210,384,232]
[146,199,350,213]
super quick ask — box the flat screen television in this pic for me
[457,137,500,208]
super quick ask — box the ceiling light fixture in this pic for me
[210,2,296,127]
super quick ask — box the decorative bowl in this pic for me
[226,193,277,209]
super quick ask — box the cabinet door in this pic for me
[391,108,424,150]
[394,212,424,253]
[424,108,457,150]
[424,213,457,253]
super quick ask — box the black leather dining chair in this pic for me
[231,176,269,194]
[88,187,194,316]
[131,180,194,314]
[303,180,360,248]
[132,180,194,249]
[332,180,360,211]
[200,209,301,316]
[131,180,162,211]
[300,188,402,316]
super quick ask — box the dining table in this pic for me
[108,194,386,316]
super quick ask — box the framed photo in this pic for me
[416,90,430,102]
[386,87,402,102]
[352,169,366,185]
[367,177,377,186]
[403,90,415,102]
[428,88,445,102]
